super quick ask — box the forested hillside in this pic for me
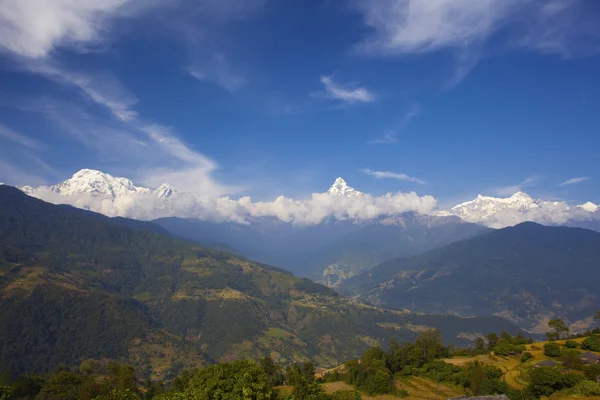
[0,186,519,376]
[341,222,600,332]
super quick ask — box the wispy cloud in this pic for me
[362,168,426,184]
[8,63,235,196]
[0,0,152,59]
[187,54,246,92]
[353,0,600,84]
[494,175,540,196]
[314,75,376,104]
[370,104,419,144]
[558,177,589,186]
[0,124,46,150]
[27,62,139,121]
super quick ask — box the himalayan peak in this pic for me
[327,177,363,197]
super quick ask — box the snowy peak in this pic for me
[154,183,178,199]
[579,202,599,213]
[50,169,150,198]
[327,177,363,197]
[448,191,541,225]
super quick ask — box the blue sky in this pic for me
[0,0,599,208]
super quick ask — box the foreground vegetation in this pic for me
[2,324,600,400]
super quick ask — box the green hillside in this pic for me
[0,186,520,377]
[340,222,600,333]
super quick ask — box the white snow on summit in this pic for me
[13,170,599,228]
[327,177,363,197]
[18,171,436,225]
[443,191,598,228]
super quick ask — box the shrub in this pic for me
[582,335,600,352]
[562,349,583,369]
[562,372,585,388]
[574,381,600,397]
[544,343,562,357]
[521,352,533,363]
[494,343,526,356]
[565,340,579,349]
[527,366,564,398]
[330,390,362,400]
[0,385,13,400]
[401,366,412,376]
[583,364,600,381]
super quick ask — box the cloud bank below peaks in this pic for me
[19,170,437,225]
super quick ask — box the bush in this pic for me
[565,340,579,349]
[330,390,361,400]
[574,381,600,397]
[583,364,600,381]
[562,349,583,369]
[562,372,585,388]
[582,335,600,352]
[493,343,526,356]
[527,366,564,397]
[0,385,13,400]
[544,343,562,357]
[401,366,412,376]
[521,352,533,363]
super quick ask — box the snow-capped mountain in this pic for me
[327,177,363,197]
[13,169,600,230]
[21,169,178,200]
[443,192,599,229]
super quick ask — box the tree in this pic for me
[582,335,600,352]
[486,333,499,351]
[521,352,533,363]
[474,337,486,354]
[0,385,13,400]
[548,319,569,340]
[286,362,319,400]
[93,389,140,400]
[544,343,562,357]
[415,329,447,364]
[564,340,579,349]
[528,366,564,398]
[259,357,283,386]
[562,349,583,370]
[185,360,273,400]
[595,311,600,319]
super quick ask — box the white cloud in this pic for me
[355,0,518,55]
[22,172,439,226]
[362,168,425,184]
[9,65,233,197]
[558,177,589,186]
[353,0,600,83]
[0,0,141,59]
[27,62,139,121]
[187,54,246,92]
[494,175,539,196]
[315,75,376,104]
[0,124,45,150]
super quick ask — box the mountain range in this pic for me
[16,169,600,229]
[13,169,600,286]
[340,222,600,333]
[0,185,520,376]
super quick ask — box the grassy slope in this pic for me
[319,337,600,400]
[443,337,600,399]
